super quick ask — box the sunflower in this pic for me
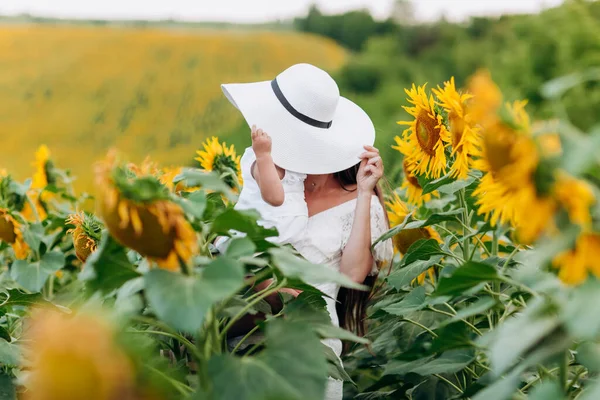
[66,212,103,263]
[468,72,556,243]
[433,77,481,179]
[22,145,56,222]
[552,232,600,285]
[0,208,28,259]
[31,145,52,189]
[195,136,242,189]
[386,193,441,285]
[24,308,135,400]
[394,84,450,179]
[398,159,438,207]
[95,151,198,271]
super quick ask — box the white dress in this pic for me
[216,147,308,250]
[295,196,393,400]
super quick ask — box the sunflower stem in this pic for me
[47,274,54,300]
[559,350,570,394]
[178,256,192,276]
[491,230,500,327]
[219,279,287,341]
[459,189,470,262]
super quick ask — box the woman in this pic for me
[301,150,391,400]
[222,63,393,400]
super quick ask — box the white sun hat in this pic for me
[221,63,375,175]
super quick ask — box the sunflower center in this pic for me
[415,110,440,156]
[393,227,432,254]
[449,113,465,151]
[483,129,515,174]
[403,160,421,188]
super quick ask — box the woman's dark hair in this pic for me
[333,162,390,351]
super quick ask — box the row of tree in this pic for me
[295,0,600,165]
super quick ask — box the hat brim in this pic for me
[221,80,375,175]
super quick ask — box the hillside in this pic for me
[0,26,346,193]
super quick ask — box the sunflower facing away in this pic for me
[95,151,198,271]
[24,308,135,400]
[394,84,450,179]
[469,72,553,243]
[195,136,242,189]
[470,72,595,244]
[386,193,441,285]
[433,77,481,179]
[66,212,103,263]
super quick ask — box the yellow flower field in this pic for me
[0,26,345,194]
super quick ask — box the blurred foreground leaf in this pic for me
[145,257,244,334]
[208,320,328,400]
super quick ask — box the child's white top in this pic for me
[235,148,308,242]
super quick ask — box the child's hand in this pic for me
[251,126,272,158]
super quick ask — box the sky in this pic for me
[0,0,565,23]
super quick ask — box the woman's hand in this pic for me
[357,145,384,194]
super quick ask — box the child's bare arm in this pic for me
[251,126,285,207]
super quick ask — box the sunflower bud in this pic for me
[66,212,102,263]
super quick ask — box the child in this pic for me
[215,125,308,252]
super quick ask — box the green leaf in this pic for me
[401,239,445,267]
[433,261,499,297]
[174,168,235,200]
[173,190,207,219]
[269,248,367,290]
[420,174,454,195]
[0,327,10,343]
[383,286,427,316]
[579,379,600,400]
[323,344,354,383]
[561,279,600,340]
[471,368,522,400]
[22,223,44,254]
[0,339,20,366]
[208,320,328,400]
[540,68,600,99]
[387,255,442,290]
[79,232,140,294]
[0,372,15,400]
[211,208,278,245]
[576,342,600,373]
[285,292,369,344]
[372,212,412,247]
[145,257,244,334]
[0,289,43,308]
[225,237,257,258]
[10,251,65,292]
[384,349,474,376]
[403,209,463,231]
[478,299,560,376]
[443,297,497,325]
[528,380,565,400]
